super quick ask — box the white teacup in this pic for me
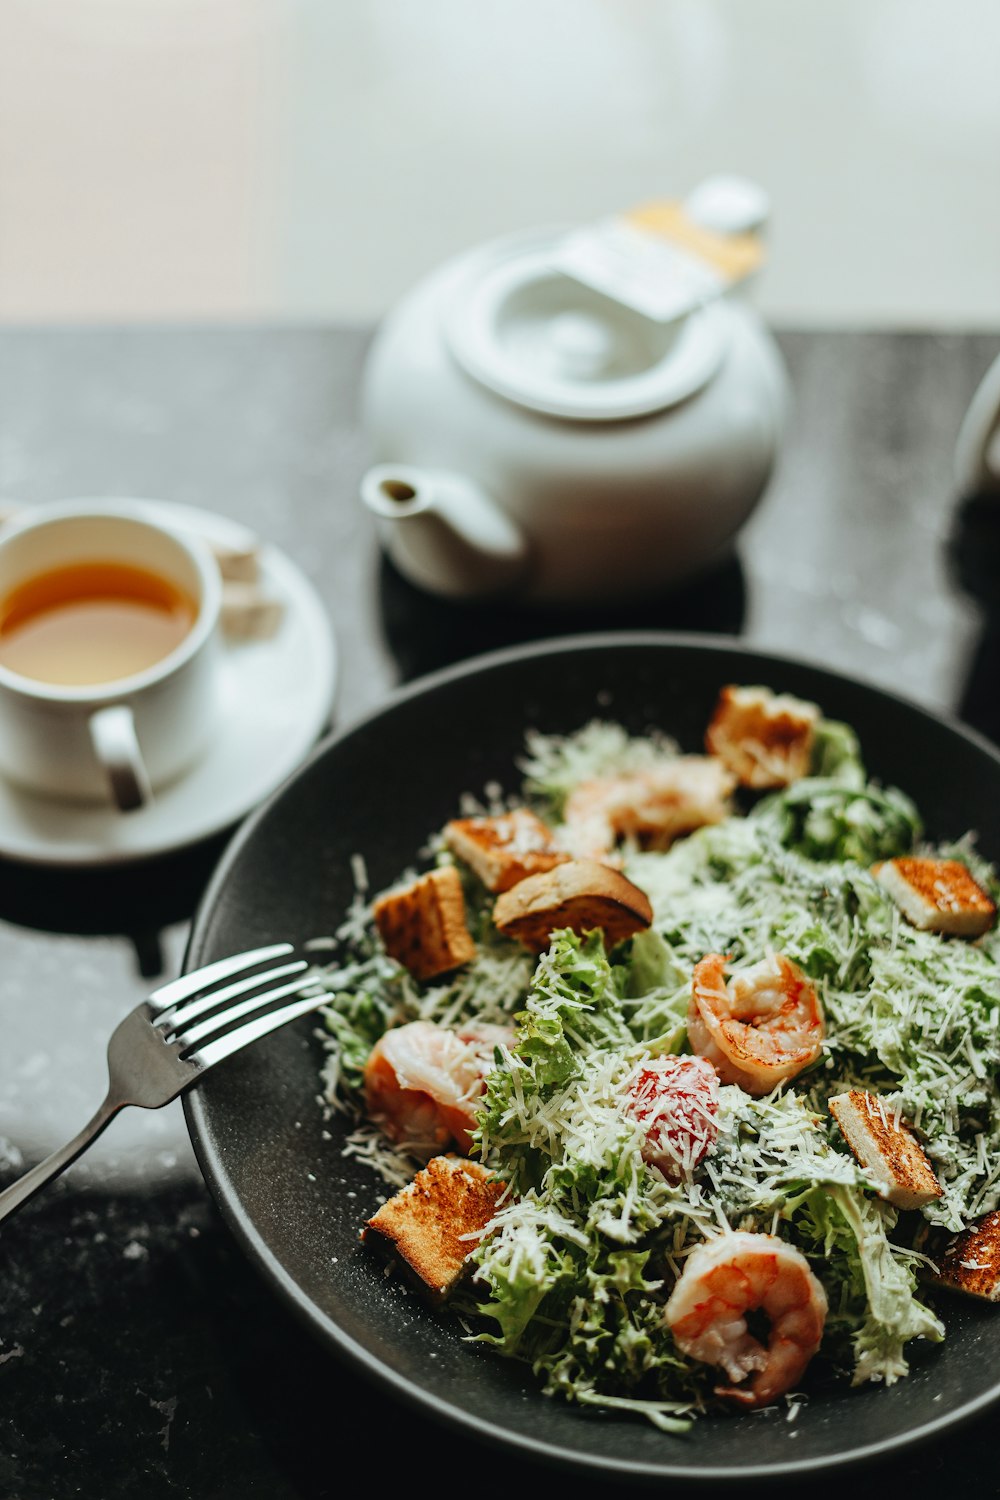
[0,499,222,812]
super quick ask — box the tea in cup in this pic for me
[0,500,222,811]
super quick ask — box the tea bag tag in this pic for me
[549,175,768,323]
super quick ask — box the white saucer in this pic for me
[0,501,337,867]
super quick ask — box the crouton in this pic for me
[373,866,477,981]
[444,808,569,893]
[932,1209,1000,1302]
[562,756,736,854]
[829,1090,942,1210]
[362,1154,505,1301]
[492,858,653,953]
[705,684,819,789]
[873,857,995,938]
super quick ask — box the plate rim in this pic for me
[184,628,1000,1481]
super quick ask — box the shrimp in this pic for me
[363,1019,513,1158]
[688,951,824,1096]
[561,757,735,856]
[664,1231,828,1408]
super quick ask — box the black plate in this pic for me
[184,633,1000,1482]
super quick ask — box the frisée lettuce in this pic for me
[315,710,1000,1425]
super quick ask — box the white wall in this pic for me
[1,0,998,326]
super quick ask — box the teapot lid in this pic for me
[445,230,729,422]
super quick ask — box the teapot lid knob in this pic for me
[546,312,618,380]
[684,175,771,238]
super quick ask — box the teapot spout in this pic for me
[360,464,529,599]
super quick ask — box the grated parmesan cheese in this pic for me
[312,716,998,1422]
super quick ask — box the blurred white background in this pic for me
[1,0,998,326]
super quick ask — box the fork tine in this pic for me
[176,973,322,1051]
[157,959,308,1035]
[0,942,324,1226]
[192,986,329,1069]
[148,943,294,1013]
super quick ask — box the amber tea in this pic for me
[0,560,198,686]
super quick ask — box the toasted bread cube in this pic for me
[932,1210,1000,1302]
[705,684,819,789]
[829,1090,942,1210]
[874,857,995,938]
[492,858,653,953]
[444,809,569,893]
[373,866,476,981]
[362,1155,505,1301]
[562,756,736,855]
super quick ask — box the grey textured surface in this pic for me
[0,326,999,1500]
[742,331,991,710]
[0,328,384,1182]
[0,327,997,1185]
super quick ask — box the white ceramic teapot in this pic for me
[360,182,789,604]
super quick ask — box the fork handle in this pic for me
[0,1095,120,1226]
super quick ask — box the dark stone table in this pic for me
[0,327,998,1499]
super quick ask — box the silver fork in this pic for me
[0,942,327,1225]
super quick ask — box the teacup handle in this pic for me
[88,705,153,813]
[955,351,1000,497]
